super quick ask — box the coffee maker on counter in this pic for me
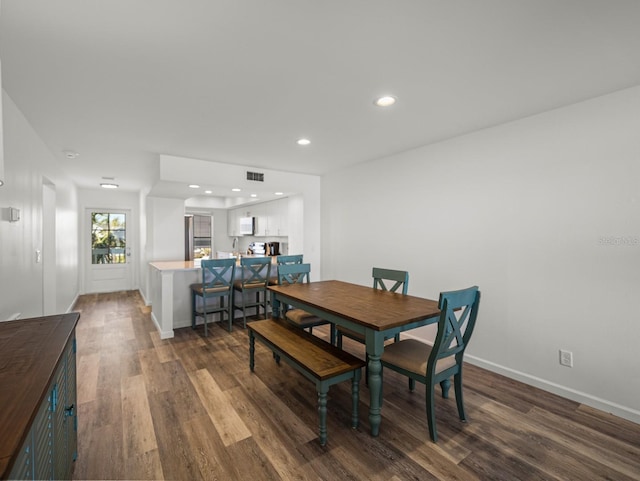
[266,242,280,256]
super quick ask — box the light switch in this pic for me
[9,207,21,222]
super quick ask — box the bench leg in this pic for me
[352,369,361,429]
[318,386,328,446]
[249,331,255,372]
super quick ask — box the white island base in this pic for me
[149,259,274,339]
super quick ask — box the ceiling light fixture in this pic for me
[374,95,396,107]
[296,138,311,146]
[63,150,79,159]
[274,192,284,196]
[250,194,257,198]
[189,184,200,189]
[232,188,241,192]
[205,190,212,194]
[100,183,119,189]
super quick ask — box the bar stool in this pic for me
[233,256,272,327]
[191,258,236,335]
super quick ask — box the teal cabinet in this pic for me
[0,313,79,481]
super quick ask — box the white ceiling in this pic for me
[2,0,640,200]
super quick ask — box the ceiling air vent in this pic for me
[246,171,265,182]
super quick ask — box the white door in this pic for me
[85,209,133,293]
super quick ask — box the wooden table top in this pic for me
[268,280,440,331]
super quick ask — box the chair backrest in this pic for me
[372,267,409,294]
[239,256,272,287]
[201,258,235,290]
[278,262,311,286]
[428,286,481,373]
[276,254,303,266]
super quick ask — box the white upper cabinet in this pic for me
[233,198,289,237]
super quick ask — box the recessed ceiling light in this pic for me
[274,192,284,196]
[63,150,79,159]
[189,184,200,189]
[205,190,212,194]
[232,188,241,192]
[374,95,396,107]
[296,138,311,146]
[250,194,257,198]
[100,183,119,189]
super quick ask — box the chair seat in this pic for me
[381,339,456,376]
[286,309,326,328]
[191,283,231,295]
[233,279,266,290]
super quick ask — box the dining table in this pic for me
[268,279,441,436]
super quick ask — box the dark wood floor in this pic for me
[71,291,640,480]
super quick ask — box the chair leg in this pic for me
[318,386,328,446]
[191,291,197,329]
[330,324,336,346]
[426,383,438,442]
[249,331,255,372]
[409,378,415,392]
[336,331,343,349]
[203,298,208,337]
[454,372,467,422]
[352,369,361,429]
[227,293,233,332]
[440,379,451,399]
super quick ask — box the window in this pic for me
[91,212,126,264]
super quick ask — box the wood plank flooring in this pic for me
[71,291,640,480]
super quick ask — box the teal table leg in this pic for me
[365,331,385,436]
[368,353,382,436]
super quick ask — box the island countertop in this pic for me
[150,256,277,272]
[149,260,201,271]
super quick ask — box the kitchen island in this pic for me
[149,257,277,339]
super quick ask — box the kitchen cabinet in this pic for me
[228,198,290,238]
[0,313,79,481]
[252,198,289,237]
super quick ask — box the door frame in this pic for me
[82,207,134,294]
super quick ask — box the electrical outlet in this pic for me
[559,349,573,367]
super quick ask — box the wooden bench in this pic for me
[248,318,366,446]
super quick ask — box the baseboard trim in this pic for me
[401,332,640,425]
[150,311,174,339]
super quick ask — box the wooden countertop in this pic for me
[0,312,80,479]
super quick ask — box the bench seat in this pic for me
[248,317,365,446]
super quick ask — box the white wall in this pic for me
[0,91,79,319]
[321,85,640,423]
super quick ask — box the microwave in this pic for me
[239,216,255,235]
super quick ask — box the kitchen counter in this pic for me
[148,257,277,338]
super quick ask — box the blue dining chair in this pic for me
[233,256,272,328]
[269,254,304,286]
[336,267,409,348]
[277,263,335,343]
[380,285,481,442]
[190,258,236,335]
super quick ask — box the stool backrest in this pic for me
[201,258,236,289]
